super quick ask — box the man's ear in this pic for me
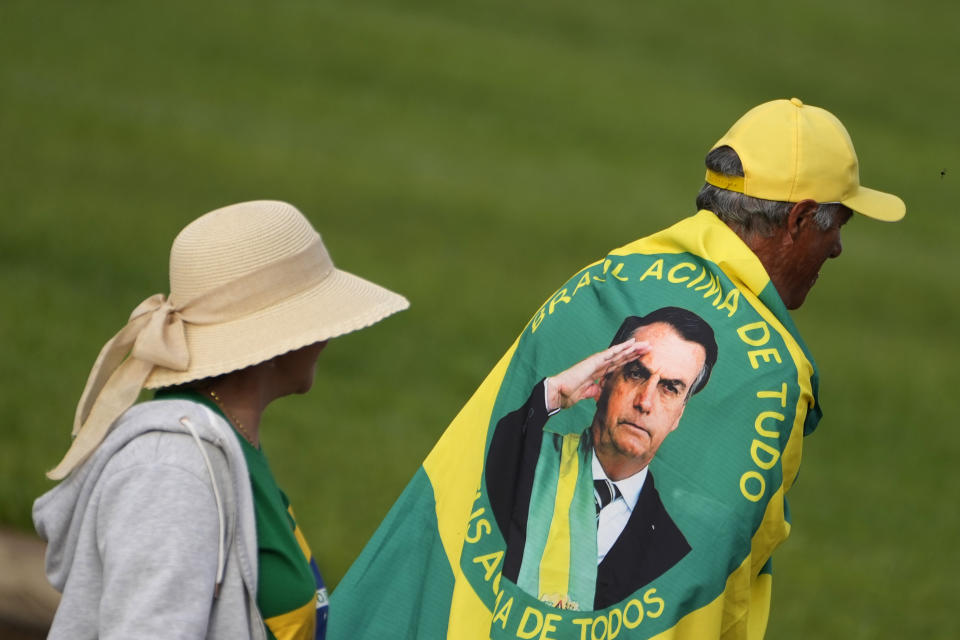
[786,199,820,240]
[669,407,686,432]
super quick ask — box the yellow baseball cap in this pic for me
[706,98,905,221]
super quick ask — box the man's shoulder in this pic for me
[636,471,681,528]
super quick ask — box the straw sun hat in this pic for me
[49,200,409,479]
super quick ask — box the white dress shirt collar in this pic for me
[592,452,648,512]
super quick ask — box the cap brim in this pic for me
[842,185,905,222]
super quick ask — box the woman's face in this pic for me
[273,340,328,395]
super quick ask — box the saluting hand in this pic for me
[545,339,649,412]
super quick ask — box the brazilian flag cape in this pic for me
[329,211,821,640]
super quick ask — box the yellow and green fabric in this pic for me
[240,436,329,640]
[162,390,329,640]
[329,211,820,639]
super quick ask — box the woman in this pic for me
[33,200,408,639]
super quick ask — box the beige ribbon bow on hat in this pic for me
[48,237,331,480]
[48,293,215,480]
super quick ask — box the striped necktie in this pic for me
[594,478,621,516]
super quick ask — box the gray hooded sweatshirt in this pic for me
[33,399,267,639]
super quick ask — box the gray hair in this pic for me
[695,146,846,236]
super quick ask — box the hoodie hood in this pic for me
[33,398,254,593]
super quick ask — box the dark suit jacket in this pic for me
[485,380,691,610]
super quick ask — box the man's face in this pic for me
[778,207,853,309]
[591,322,706,478]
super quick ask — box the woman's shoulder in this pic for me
[99,398,232,481]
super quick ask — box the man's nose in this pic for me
[634,377,658,412]
[831,235,843,258]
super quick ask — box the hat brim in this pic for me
[841,185,905,222]
[144,268,409,389]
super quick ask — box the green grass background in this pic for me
[2,1,958,637]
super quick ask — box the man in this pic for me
[329,98,905,639]
[486,308,719,610]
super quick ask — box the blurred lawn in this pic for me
[2,1,958,637]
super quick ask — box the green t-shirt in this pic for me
[157,390,329,640]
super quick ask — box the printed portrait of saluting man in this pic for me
[486,306,719,611]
